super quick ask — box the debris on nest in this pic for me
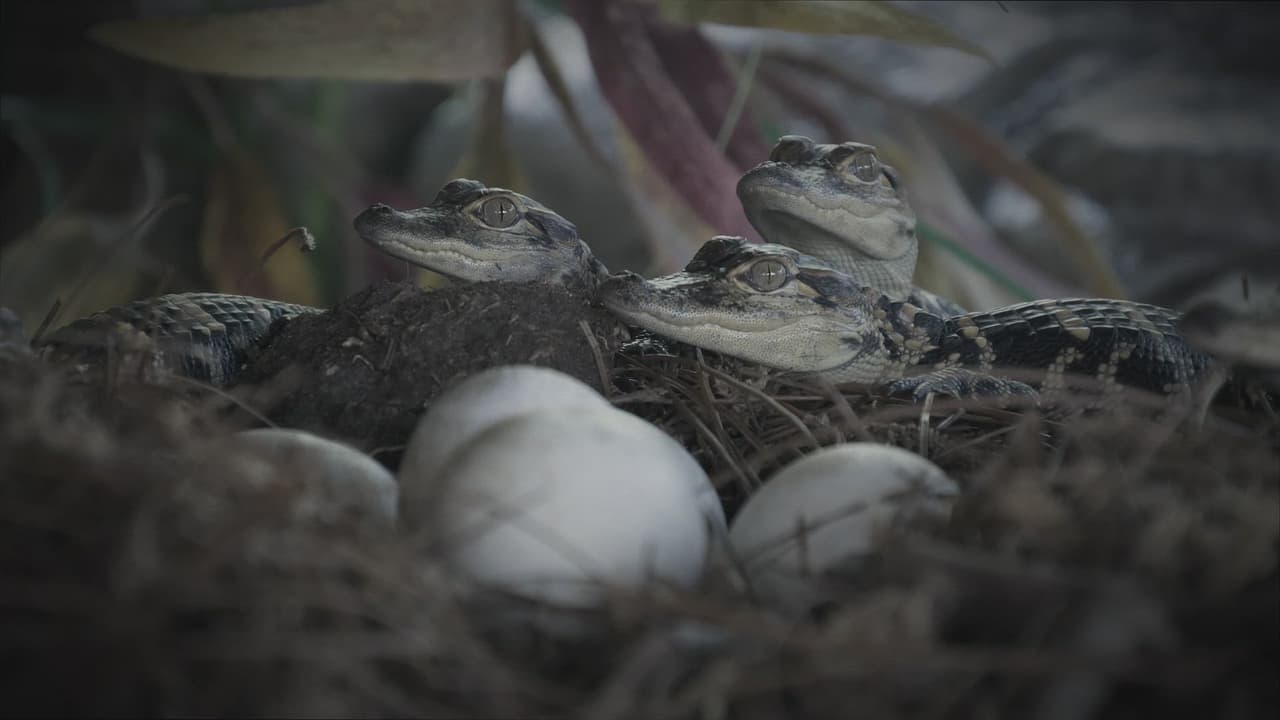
[1,291,1277,718]
[612,348,1045,516]
[234,279,627,463]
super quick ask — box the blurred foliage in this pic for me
[89,0,528,81]
[0,0,1129,330]
[199,149,321,305]
[657,0,994,60]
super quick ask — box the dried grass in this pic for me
[2,345,1276,719]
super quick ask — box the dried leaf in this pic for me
[658,0,994,62]
[614,120,720,274]
[0,215,145,335]
[448,79,527,201]
[200,151,321,305]
[923,104,1127,299]
[766,52,1125,299]
[756,61,1063,305]
[567,0,758,242]
[89,0,528,82]
[645,20,770,171]
[527,21,615,173]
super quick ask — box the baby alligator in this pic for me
[354,178,608,292]
[738,135,967,317]
[38,292,316,386]
[369,138,961,318]
[36,180,609,386]
[600,236,1213,398]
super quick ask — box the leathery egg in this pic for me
[226,428,398,527]
[397,365,613,524]
[728,443,958,616]
[398,364,725,533]
[428,405,718,607]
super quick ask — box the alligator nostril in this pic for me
[368,203,393,215]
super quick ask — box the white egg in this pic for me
[398,365,613,524]
[228,428,399,528]
[728,442,959,616]
[431,405,716,608]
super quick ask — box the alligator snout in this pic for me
[353,203,398,235]
[597,271,643,307]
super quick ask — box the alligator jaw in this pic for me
[353,198,603,289]
[599,268,887,380]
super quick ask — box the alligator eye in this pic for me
[843,150,880,182]
[479,196,519,228]
[745,259,789,292]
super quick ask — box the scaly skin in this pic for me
[600,237,1213,397]
[39,293,318,386]
[737,135,967,317]
[36,179,611,387]
[354,178,609,293]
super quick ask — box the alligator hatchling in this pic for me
[31,133,970,387]
[30,176,1225,404]
[37,293,317,387]
[354,178,609,292]
[36,180,601,387]
[738,135,968,317]
[601,236,1216,400]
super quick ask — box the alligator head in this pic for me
[354,179,608,292]
[737,135,918,301]
[600,236,904,383]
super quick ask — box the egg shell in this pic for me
[728,442,958,616]
[398,365,613,524]
[432,405,715,608]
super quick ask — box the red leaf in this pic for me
[645,20,770,172]
[567,0,759,242]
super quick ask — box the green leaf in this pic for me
[89,0,528,82]
[658,0,993,61]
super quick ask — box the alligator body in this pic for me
[38,293,318,386]
[600,236,1212,397]
[37,180,1216,399]
[36,179,604,387]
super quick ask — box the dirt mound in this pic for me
[235,279,626,465]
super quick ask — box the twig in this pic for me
[579,319,612,395]
[53,194,190,335]
[715,41,763,151]
[171,375,278,428]
[237,227,317,294]
[29,298,62,347]
[700,365,820,450]
[676,401,757,494]
[817,378,874,443]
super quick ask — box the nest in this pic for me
[2,284,1277,719]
